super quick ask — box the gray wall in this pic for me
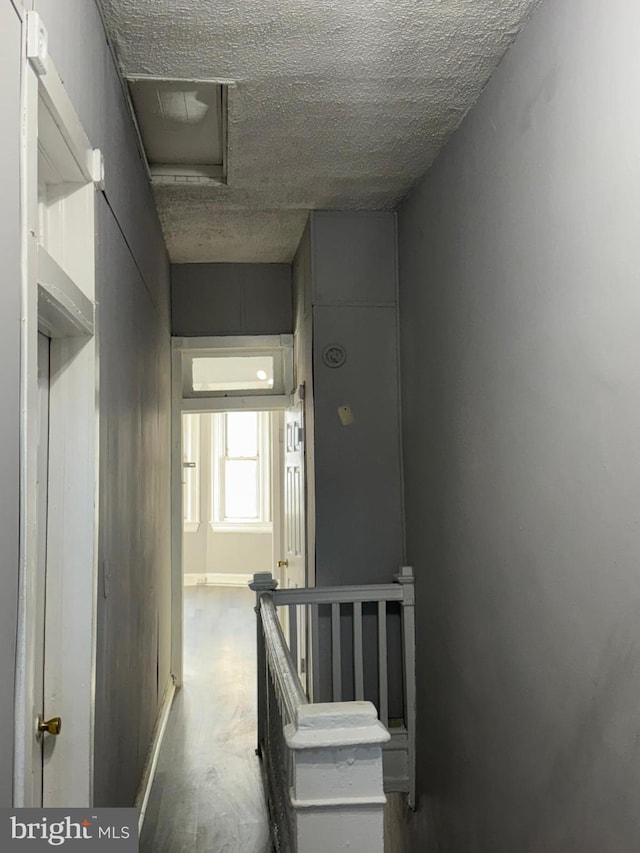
[0,0,23,808]
[34,0,172,806]
[398,0,640,850]
[310,213,404,587]
[293,213,405,713]
[171,263,292,336]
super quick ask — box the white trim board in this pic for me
[184,573,254,588]
[182,394,291,413]
[27,12,103,186]
[135,678,176,835]
[37,245,95,338]
[15,14,100,808]
[170,342,184,687]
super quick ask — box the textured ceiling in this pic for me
[98,0,540,263]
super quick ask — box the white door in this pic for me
[281,386,307,684]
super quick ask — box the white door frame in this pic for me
[271,410,284,587]
[170,336,294,684]
[15,12,103,807]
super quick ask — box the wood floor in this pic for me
[140,585,272,853]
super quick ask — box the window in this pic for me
[180,336,293,401]
[192,355,274,392]
[212,411,271,531]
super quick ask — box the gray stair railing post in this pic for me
[395,565,416,809]
[250,571,279,757]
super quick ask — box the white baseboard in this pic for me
[135,677,176,835]
[183,572,254,588]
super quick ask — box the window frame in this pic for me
[179,334,294,405]
[211,411,272,533]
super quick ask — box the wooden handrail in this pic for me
[271,583,404,606]
[259,593,308,722]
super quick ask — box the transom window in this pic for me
[179,335,293,402]
[192,356,274,392]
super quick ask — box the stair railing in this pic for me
[251,573,391,853]
[252,567,416,809]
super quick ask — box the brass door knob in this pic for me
[277,559,288,568]
[38,716,62,736]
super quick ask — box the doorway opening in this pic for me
[143,403,294,850]
[145,334,307,847]
[165,406,281,850]
[182,409,279,589]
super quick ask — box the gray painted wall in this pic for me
[34,0,172,806]
[0,0,23,808]
[310,213,404,587]
[171,263,293,336]
[398,0,640,849]
[293,213,404,712]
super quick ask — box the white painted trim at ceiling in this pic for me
[184,573,254,588]
[151,164,224,182]
[135,677,176,835]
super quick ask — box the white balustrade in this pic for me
[250,566,416,853]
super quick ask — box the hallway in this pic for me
[5,1,640,850]
[140,586,271,853]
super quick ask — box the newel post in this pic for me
[249,572,279,756]
[285,701,390,853]
[395,565,416,809]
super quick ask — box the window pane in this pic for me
[224,459,258,518]
[226,411,258,457]
[192,355,274,392]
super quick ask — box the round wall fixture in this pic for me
[322,344,347,369]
